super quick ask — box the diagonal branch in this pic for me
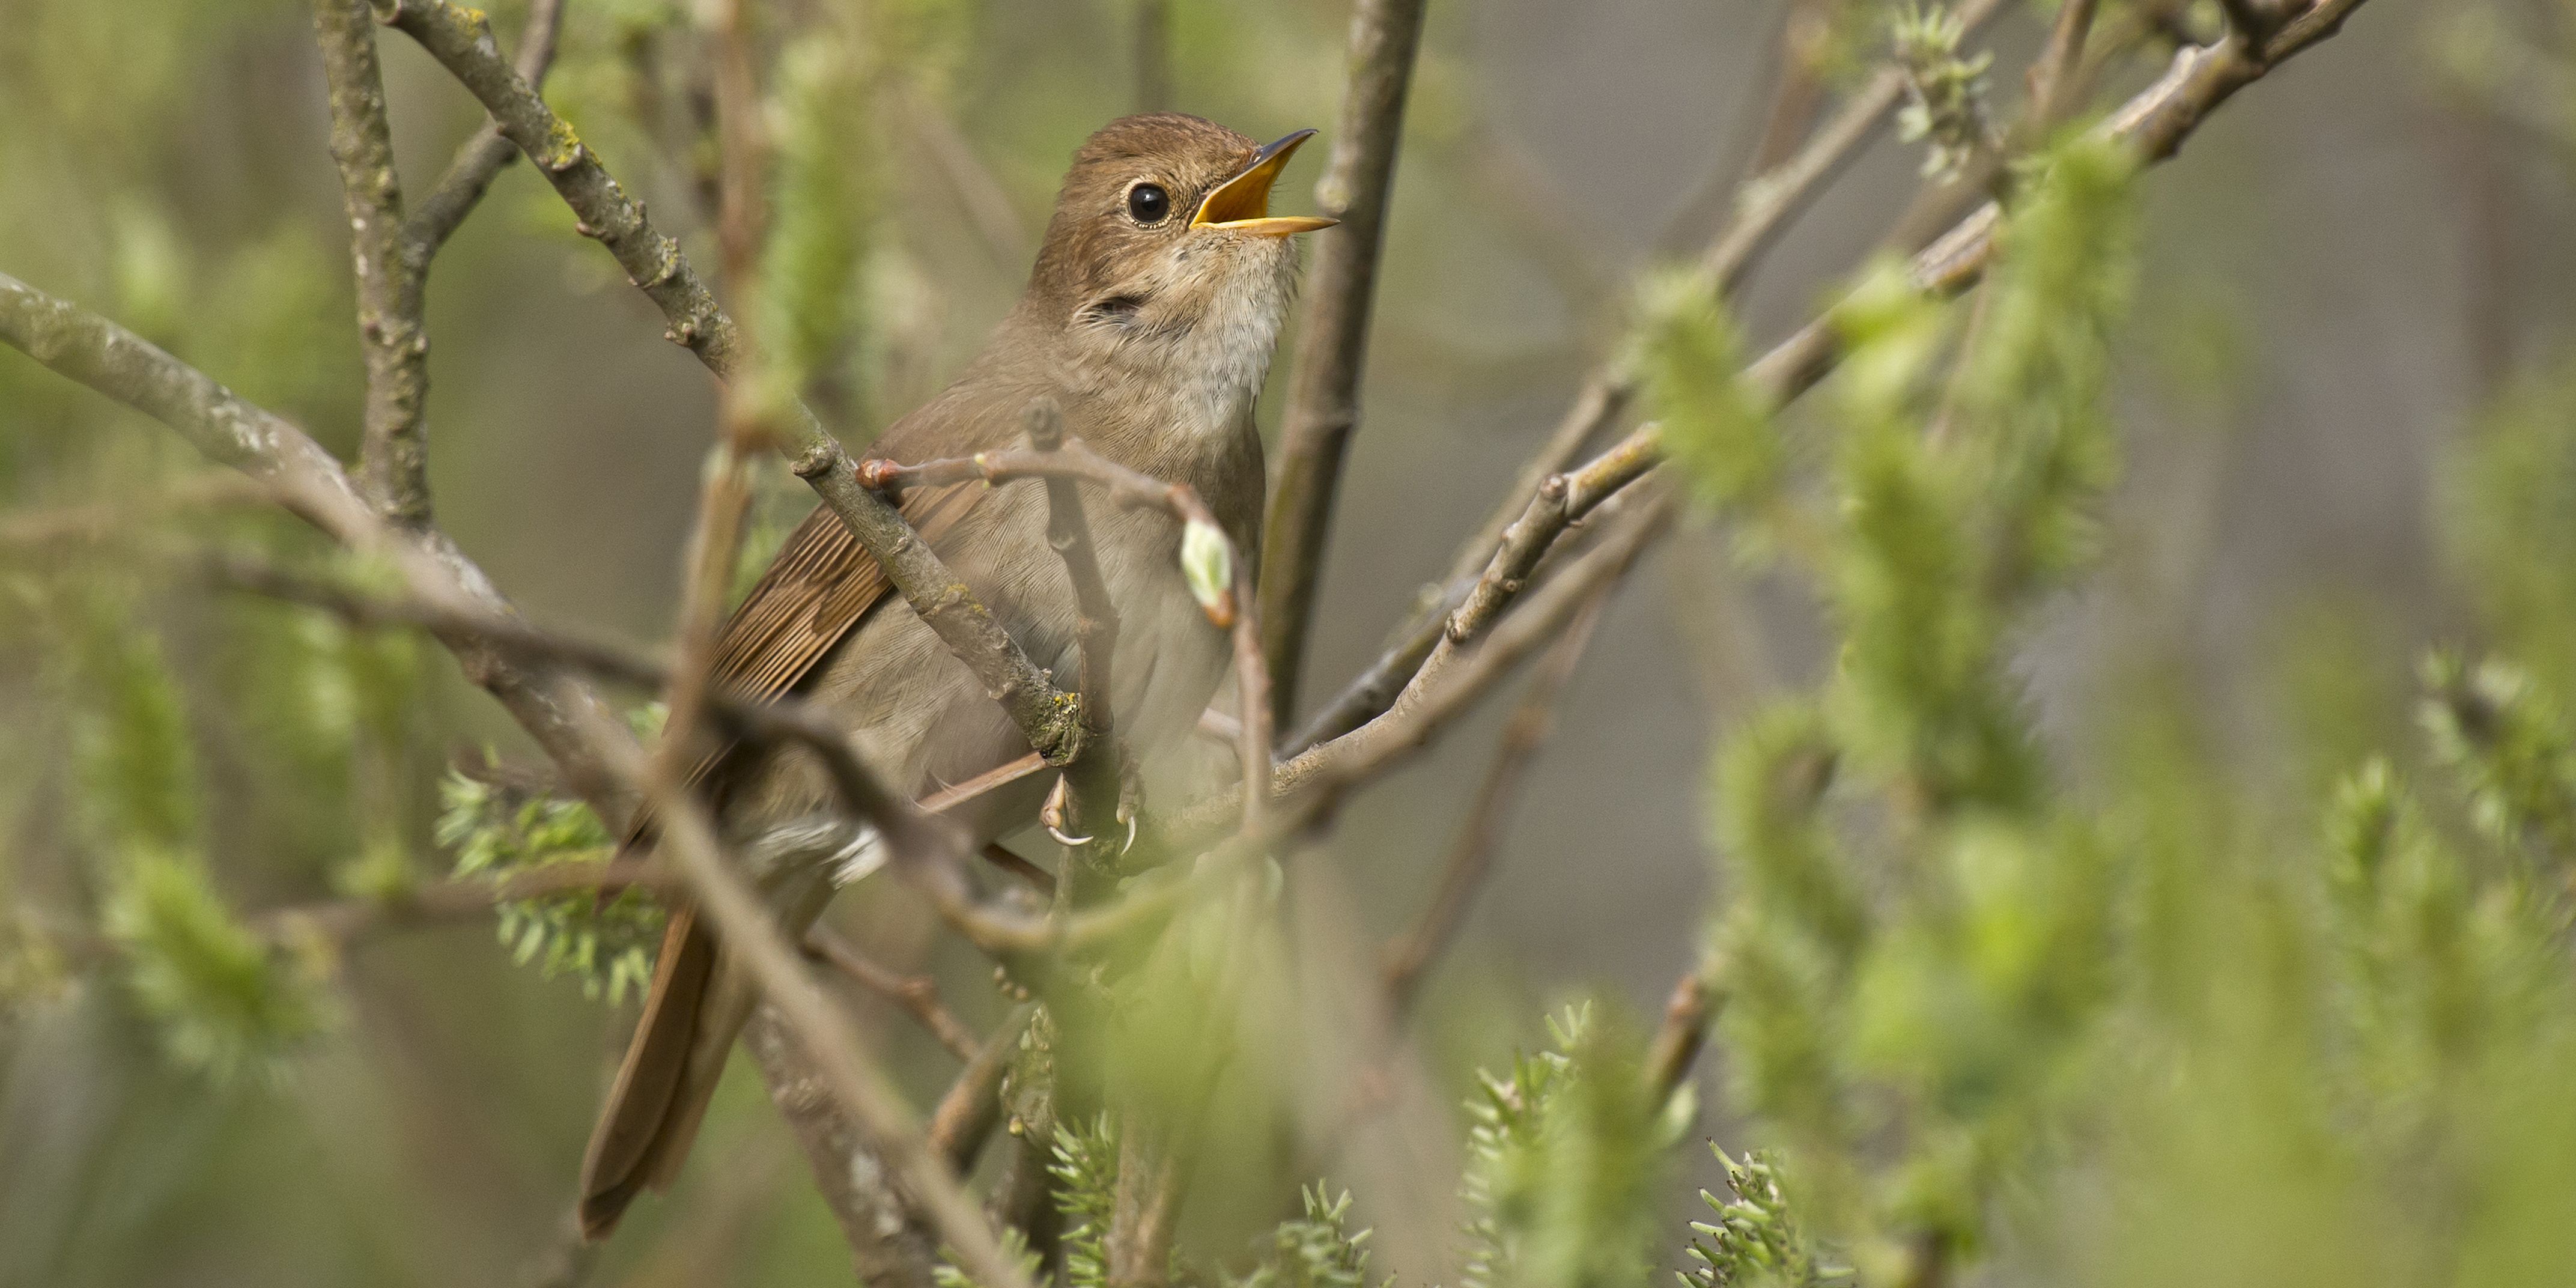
[374,0,1087,767]
[405,0,566,254]
[804,929,983,1062]
[1379,583,1609,1015]
[1257,0,1431,728]
[1398,5,2373,720]
[0,269,631,819]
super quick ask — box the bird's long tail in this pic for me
[576,864,837,1240]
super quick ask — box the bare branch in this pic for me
[1393,13,2374,722]
[743,1010,943,1288]
[805,929,983,1062]
[1257,0,1430,726]
[1283,0,2012,756]
[1644,967,1717,1105]
[928,1002,1038,1174]
[374,0,1087,766]
[199,550,1063,955]
[2025,0,2103,133]
[0,269,633,819]
[1271,488,1671,815]
[256,858,662,944]
[1152,485,1678,855]
[896,90,1034,275]
[404,0,566,254]
[1381,585,1609,1015]
[314,0,433,524]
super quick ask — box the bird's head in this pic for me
[1027,114,1332,361]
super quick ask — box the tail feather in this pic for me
[576,861,844,1241]
[577,907,720,1239]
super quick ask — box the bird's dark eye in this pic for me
[1127,182,1171,225]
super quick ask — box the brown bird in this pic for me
[576,114,1332,1238]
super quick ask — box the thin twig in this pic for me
[896,90,1034,275]
[1380,585,1610,1015]
[2024,0,2103,133]
[405,0,567,254]
[375,0,1088,767]
[257,858,664,943]
[1150,485,1678,858]
[0,474,275,547]
[928,1002,1039,1173]
[1022,398,1128,865]
[1644,967,1716,1104]
[804,928,982,1062]
[646,0,770,810]
[1395,13,2369,720]
[1257,0,1430,727]
[315,0,434,525]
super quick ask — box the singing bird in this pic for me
[576,114,1333,1238]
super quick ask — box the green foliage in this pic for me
[1680,1148,1845,1288]
[760,30,879,418]
[2418,652,2576,861]
[1460,1005,1666,1288]
[2439,356,2576,687]
[436,769,660,1004]
[67,607,198,855]
[1889,4,1993,180]
[1050,1113,1122,1288]
[1701,133,2150,1279]
[935,1227,1043,1288]
[103,849,329,1085]
[1235,1186,1387,1288]
[1641,275,1776,513]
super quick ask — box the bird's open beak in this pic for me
[1192,129,1337,237]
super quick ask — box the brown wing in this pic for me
[705,479,983,710]
[620,479,985,845]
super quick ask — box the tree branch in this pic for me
[374,0,1087,767]
[0,269,633,820]
[404,0,566,254]
[928,1001,1038,1173]
[1393,7,2372,722]
[196,549,1066,956]
[804,929,983,1062]
[1380,583,1609,1015]
[1281,0,2011,756]
[1256,0,1430,728]
[255,858,661,943]
[314,0,434,525]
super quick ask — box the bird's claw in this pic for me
[1041,774,1094,848]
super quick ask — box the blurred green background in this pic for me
[7,1,2576,1286]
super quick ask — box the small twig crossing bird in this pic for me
[576,114,1332,1239]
